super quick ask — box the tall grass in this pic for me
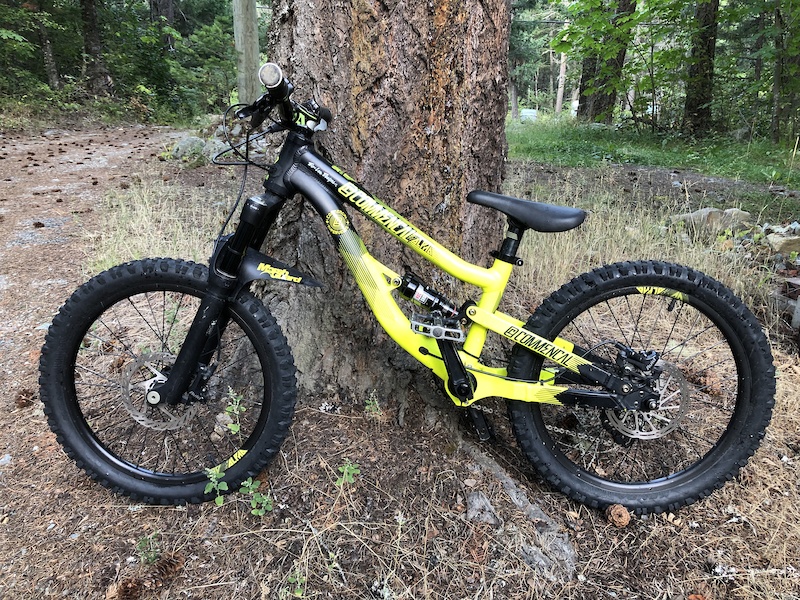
[502,168,777,332]
[91,163,778,333]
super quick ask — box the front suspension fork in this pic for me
[145,269,236,406]
[147,192,286,406]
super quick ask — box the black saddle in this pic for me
[467,190,586,233]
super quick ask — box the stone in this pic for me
[670,207,752,232]
[767,233,800,254]
[171,136,205,160]
[202,139,229,163]
[465,491,501,525]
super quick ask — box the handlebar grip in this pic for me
[258,63,290,101]
[318,106,333,124]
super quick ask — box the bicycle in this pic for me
[39,64,776,514]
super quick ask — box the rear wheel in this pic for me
[39,258,297,504]
[507,261,775,514]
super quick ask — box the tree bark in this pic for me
[555,52,567,114]
[38,21,60,90]
[150,0,174,23]
[80,0,113,96]
[771,7,785,143]
[510,77,520,120]
[683,0,720,134]
[232,0,260,105]
[576,55,598,119]
[150,0,175,50]
[262,0,509,404]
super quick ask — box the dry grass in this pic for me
[5,161,798,599]
[83,166,238,274]
[503,164,776,332]
[4,363,798,598]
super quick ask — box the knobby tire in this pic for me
[39,258,297,504]
[507,260,775,514]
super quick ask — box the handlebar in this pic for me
[236,63,332,134]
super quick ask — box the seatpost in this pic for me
[494,219,525,265]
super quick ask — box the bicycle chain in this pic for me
[544,423,615,447]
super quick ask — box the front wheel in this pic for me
[507,261,775,514]
[39,258,297,504]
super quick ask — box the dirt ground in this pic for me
[0,125,798,599]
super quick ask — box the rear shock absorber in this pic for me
[397,271,465,343]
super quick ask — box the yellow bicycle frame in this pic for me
[289,151,593,407]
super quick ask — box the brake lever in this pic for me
[235,104,257,119]
[250,110,268,130]
[236,93,273,127]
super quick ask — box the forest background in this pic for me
[3,0,800,146]
[2,1,800,598]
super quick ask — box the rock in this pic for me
[465,491,501,525]
[670,207,752,232]
[202,139,229,163]
[171,136,205,160]
[766,234,800,254]
[461,443,575,582]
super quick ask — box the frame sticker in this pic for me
[326,210,350,235]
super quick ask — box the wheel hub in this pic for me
[603,361,690,440]
[121,352,197,430]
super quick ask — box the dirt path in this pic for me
[0,126,184,406]
[0,126,187,596]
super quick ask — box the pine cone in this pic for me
[605,503,631,527]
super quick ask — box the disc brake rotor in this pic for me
[121,352,197,431]
[603,361,690,440]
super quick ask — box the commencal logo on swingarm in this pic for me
[333,177,433,256]
[503,325,589,372]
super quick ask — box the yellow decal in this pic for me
[332,165,356,182]
[637,286,686,301]
[325,210,350,235]
[336,181,433,255]
[503,325,589,372]
[257,262,302,283]
[224,449,247,470]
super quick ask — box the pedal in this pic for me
[410,312,465,342]
[464,407,495,443]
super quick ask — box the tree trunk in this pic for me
[38,21,60,90]
[232,0,260,105]
[510,78,520,120]
[262,0,509,404]
[80,0,113,96]
[683,0,720,134]
[772,7,785,144]
[150,0,173,23]
[555,52,567,114]
[150,0,175,49]
[576,0,637,124]
[577,55,598,119]
[589,0,636,124]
